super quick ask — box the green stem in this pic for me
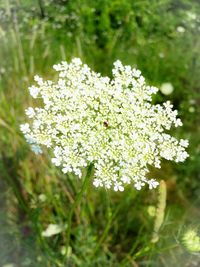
[66,164,94,252]
[119,226,145,267]
[93,198,121,256]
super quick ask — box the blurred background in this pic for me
[0,0,200,266]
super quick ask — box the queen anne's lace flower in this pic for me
[20,58,189,191]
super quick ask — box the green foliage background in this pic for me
[0,0,200,266]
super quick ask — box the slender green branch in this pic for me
[93,197,121,256]
[66,164,94,252]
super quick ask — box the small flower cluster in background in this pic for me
[182,229,200,253]
[160,82,174,95]
[21,58,189,191]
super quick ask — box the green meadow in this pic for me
[0,0,200,266]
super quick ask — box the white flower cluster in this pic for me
[21,58,189,191]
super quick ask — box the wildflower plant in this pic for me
[20,58,189,192]
[182,229,200,253]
